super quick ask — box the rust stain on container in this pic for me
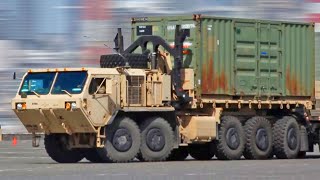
[202,57,228,93]
[286,67,301,96]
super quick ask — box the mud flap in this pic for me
[300,126,309,152]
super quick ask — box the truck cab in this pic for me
[12,67,182,163]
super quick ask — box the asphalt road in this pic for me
[0,140,320,180]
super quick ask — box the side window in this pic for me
[89,78,106,95]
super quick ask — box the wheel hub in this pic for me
[287,127,297,150]
[146,128,165,152]
[112,128,132,152]
[226,127,240,150]
[255,128,269,151]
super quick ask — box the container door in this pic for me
[234,22,259,95]
[258,24,282,97]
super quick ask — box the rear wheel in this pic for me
[216,116,245,160]
[140,117,175,162]
[98,117,141,163]
[189,142,216,160]
[243,116,273,160]
[44,134,84,163]
[273,116,300,159]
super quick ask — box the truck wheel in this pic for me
[85,148,108,163]
[166,147,189,161]
[189,142,216,160]
[100,117,141,163]
[273,116,300,159]
[44,134,84,163]
[140,117,175,161]
[216,116,245,160]
[243,116,273,160]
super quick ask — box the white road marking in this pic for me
[185,173,198,176]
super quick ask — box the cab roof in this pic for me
[27,68,120,75]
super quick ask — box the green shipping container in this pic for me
[131,15,315,100]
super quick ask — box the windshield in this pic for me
[19,72,56,95]
[51,71,87,94]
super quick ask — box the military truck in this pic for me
[12,15,320,163]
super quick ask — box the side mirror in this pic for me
[13,72,16,80]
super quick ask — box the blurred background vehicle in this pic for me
[0,0,318,133]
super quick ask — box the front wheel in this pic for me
[98,117,141,163]
[44,134,84,163]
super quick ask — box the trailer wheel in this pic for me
[166,147,189,161]
[44,134,84,163]
[85,148,108,163]
[188,142,216,160]
[216,116,245,160]
[99,117,141,163]
[243,116,273,160]
[273,116,300,159]
[140,117,175,161]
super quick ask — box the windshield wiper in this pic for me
[31,91,41,98]
[61,90,72,97]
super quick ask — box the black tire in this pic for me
[216,116,245,160]
[189,142,216,160]
[243,116,273,160]
[140,117,175,162]
[98,117,141,163]
[167,147,189,161]
[273,116,300,159]
[85,148,108,163]
[44,134,84,163]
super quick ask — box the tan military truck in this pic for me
[12,15,320,163]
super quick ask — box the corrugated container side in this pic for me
[200,18,234,95]
[131,16,315,100]
[282,23,314,97]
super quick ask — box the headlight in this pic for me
[71,102,77,110]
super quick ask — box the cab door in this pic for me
[85,75,119,126]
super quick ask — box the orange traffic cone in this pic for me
[12,136,17,146]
